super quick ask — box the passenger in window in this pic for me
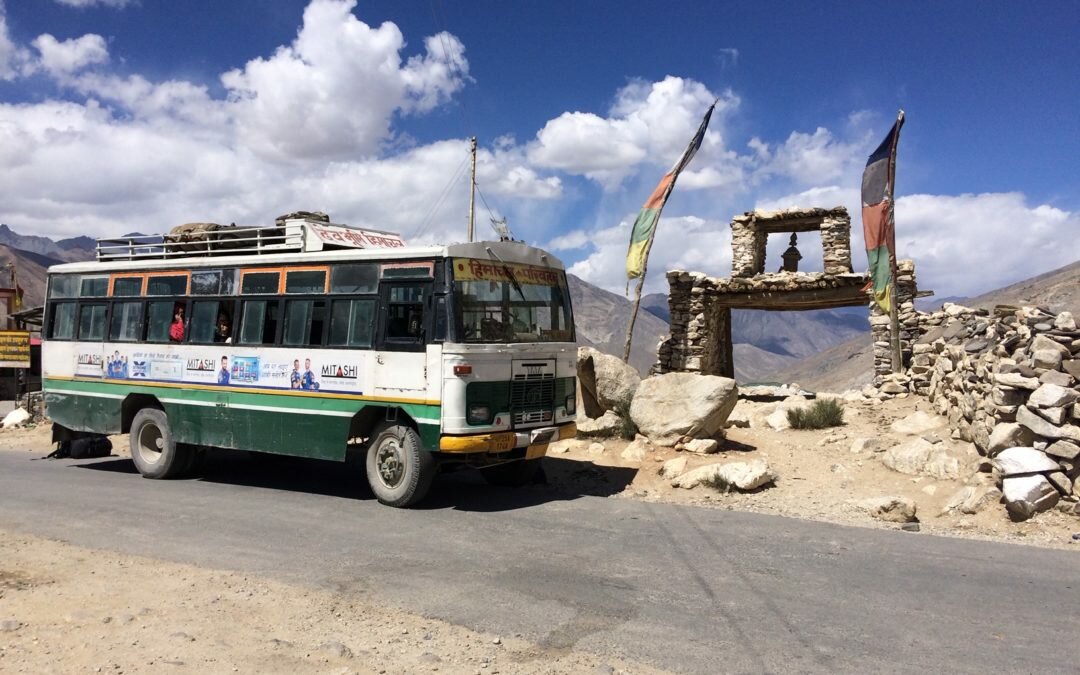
[169,305,185,342]
[214,314,232,344]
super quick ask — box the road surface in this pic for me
[1,450,1078,674]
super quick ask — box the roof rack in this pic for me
[96,218,407,261]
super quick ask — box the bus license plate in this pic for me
[491,434,515,452]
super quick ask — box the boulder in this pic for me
[682,439,719,455]
[987,423,1035,456]
[659,456,688,479]
[620,435,651,462]
[995,373,1040,390]
[671,459,777,491]
[1002,474,1060,521]
[941,485,1002,515]
[576,410,624,438]
[882,438,936,475]
[577,347,640,417]
[1017,406,1080,442]
[1045,440,1080,460]
[1,407,29,429]
[1028,383,1079,409]
[587,442,606,456]
[890,411,944,435]
[924,453,961,480]
[1055,312,1077,331]
[992,447,1061,476]
[857,496,918,523]
[850,437,887,454]
[629,373,738,445]
[725,400,753,428]
[1047,471,1072,496]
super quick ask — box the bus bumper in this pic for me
[438,422,576,457]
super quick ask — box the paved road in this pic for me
[1,450,1078,674]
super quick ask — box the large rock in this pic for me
[1002,474,1060,521]
[857,496,917,523]
[889,411,944,435]
[683,439,719,454]
[882,438,936,475]
[671,460,777,491]
[941,485,1002,515]
[576,410,624,438]
[1046,440,1080,460]
[620,435,651,462]
[630,373,738,445]
[1017,406,1080,442]
[659,456,688,479]
[1029,383,1079,409]
[987,423,1035,456]
[577,347,640,417]
[992,447,1061,476]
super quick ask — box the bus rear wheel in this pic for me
[129,408,190,479]
[364,422,435,507]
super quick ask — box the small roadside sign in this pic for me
[0,330,31,368]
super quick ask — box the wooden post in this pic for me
[887,110,905,373]
[622,264,649,363]
[467,136,477,243]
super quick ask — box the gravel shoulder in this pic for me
[0,527,664,675]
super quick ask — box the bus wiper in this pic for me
[485,247,526,300]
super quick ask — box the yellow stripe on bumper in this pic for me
[439,422,577,453]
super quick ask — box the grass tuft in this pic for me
[787,399,845,430]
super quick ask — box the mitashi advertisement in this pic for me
[78,345,365,395]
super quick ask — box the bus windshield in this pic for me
[452,258,574,343]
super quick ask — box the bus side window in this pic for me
[386,285,424,340]
[49,302,77,340]
[146,301,177,342]
[77,304,107,341]
[283,299,327,346]
[239,299,280,345]
[329,299,374,347]
[189,300,220,343]
[109,301,143,342]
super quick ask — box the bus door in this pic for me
[374,280,430,393]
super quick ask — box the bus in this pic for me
[42,215,578,507]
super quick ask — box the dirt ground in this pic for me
[0,528,663,675]
[553,393,1080,551]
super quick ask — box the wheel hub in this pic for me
[375,438,405,488]
[137,424,163,465]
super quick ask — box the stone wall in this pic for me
[884,303,1080,519]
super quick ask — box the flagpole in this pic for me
[622,219,660,363]
[887,109,905,373]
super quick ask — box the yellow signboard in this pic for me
[0,330,30,369]
[452,258,561,286]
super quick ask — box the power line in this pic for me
[415,151,471,240]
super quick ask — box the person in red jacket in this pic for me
[169,305,185,342]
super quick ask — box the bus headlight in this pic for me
[467,404,491,425]
[564,394,575,415]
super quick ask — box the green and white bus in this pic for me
[42,216,577,507]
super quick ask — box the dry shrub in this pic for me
[787,399,845,430]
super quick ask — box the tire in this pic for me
[364,422,435,507]
[129,408,190,479]
[481,458,543,487]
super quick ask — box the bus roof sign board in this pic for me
[304,222,407,251]
[0,330,31,368]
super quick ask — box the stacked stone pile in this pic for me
[897,303,1080,520]
[870,259,919,385]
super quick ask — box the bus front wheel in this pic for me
[129,408,191,479]
[364,422,435,507]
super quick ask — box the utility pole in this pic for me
[467,136,477,242]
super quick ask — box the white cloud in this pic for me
[0,1,30,81]
[53,0,134,7]
[545,229,589,251]
[568,214,732,294]
[32,33,109,77]
[0,0,559,244]
[527,76,739,187]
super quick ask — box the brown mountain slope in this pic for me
[766,259,1080,391]
[567,274,669,375]
[0,245,62,310]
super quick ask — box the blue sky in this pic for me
[1,0,1078,297]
